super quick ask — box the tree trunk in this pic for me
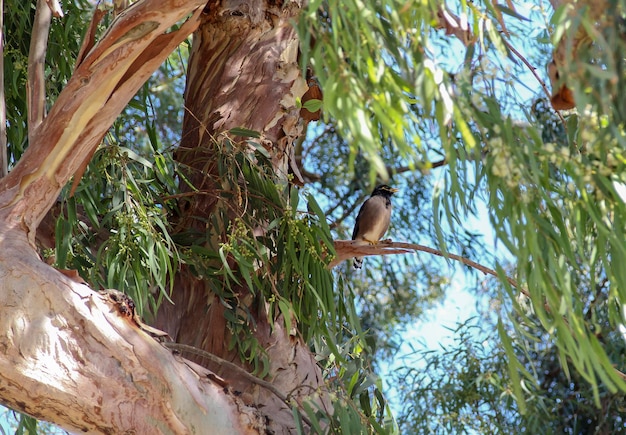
[0,0,281,432]
[0,0,330,432]
[154,1,330,433]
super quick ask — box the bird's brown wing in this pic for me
[353,196,391,242]
[352,203,364,240]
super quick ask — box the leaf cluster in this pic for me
[3,0,93,163]
[54,135,179,318]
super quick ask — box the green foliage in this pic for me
[396,271,626,434]
[174,137,401,429]
[0,409,64,435]
[54,141,179,318]
[468,81,626,405]
[394,322,519,434]
[14,415,38,435]
[176,139,340,362]
[7,0,626,432]
[50,51,187,318]
[303,284,398,434]
[297,0,436,182]
[3,0,93,164]
[298,0,626,429]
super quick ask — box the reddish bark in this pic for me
[154,1,328,432]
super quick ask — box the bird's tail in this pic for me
[353,257,363,269]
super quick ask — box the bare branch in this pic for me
[390,158,448,176]
[330,239,526,296]
[27,0,53,140]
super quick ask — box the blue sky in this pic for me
[380,198,499,408]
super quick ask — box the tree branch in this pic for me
[330,239,526,296]
[162,343,314,428]
[0,233,260,433]
[27,0,53,140]
[0,0,205,242]
[331,239,626,384]
[390,158,448,177]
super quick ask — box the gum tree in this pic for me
[2,0,626,433]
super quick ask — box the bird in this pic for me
[351,184,398,269]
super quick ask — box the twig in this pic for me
[328,191,366,230]
[392,158,448,175]
[500,36,567,126]
[429,158,448,170]
[330,239,527,296]
[27,0,53,140]
[162,342,313,427]
[0,0,7,178]
[327,159,448,230]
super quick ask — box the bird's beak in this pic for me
[389,187,399,193]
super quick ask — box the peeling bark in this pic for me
[0,230,260,434]
[0,0,272,432]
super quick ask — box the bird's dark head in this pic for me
[371,184,399,198]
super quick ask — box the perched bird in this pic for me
[351,185,398,269]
